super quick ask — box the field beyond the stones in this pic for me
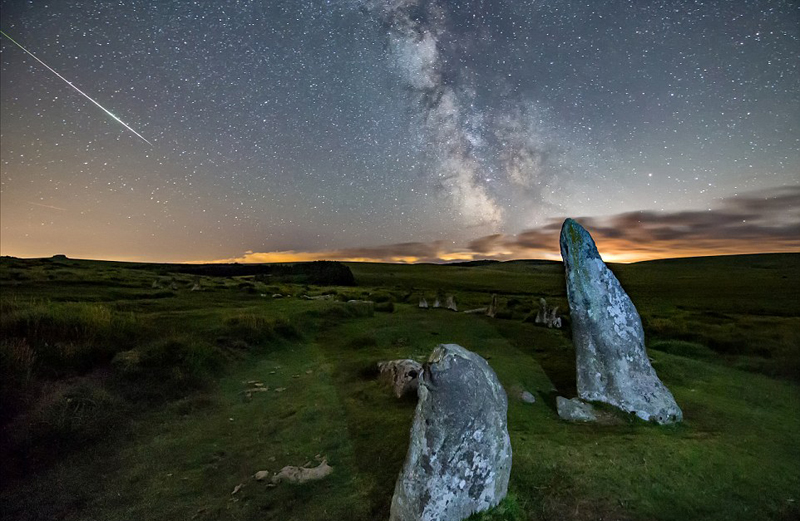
[1,254,799,521]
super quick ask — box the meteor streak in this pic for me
[1,30,153,146]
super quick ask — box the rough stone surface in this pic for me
[390,344,511,521]
[560,218,682,424]
[378,359,423,398]
[556,396,597,422]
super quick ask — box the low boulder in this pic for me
[378,359,423,398]
[556,396,597,422]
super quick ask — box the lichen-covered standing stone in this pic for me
[560,218,682,424]
[390,344,512,521]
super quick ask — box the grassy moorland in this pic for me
[0,253,798,521]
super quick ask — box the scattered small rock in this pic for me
[274,387,286,393]
[556,396,597,422]
[271,459,333,484]
[520,391,536,404]
[254,470,270,481]
[231,483,243,495]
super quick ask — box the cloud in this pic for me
[212,186,800,264]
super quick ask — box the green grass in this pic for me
[1,254,799,520]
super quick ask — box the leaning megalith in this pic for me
[559,218,682,424]
[390,344,512,521]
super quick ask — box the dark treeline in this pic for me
[161,260,356,286]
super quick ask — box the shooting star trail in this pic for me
[28,201,67,211]
[1,30,153,146]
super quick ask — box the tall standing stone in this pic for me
[390,344,512,521]
[559,218,682,424]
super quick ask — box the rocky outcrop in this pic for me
[556,396,596,422]
[378,359,423,398]
[390,344,511,521]
[560,218,682,424]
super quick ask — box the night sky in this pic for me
[1,0,798,263]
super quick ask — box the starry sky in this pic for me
[1,0,798,263]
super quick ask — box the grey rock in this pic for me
[463,307,488,314]
[556,396,597,422]
[390,344,511,521]
[486,294,498,318]
[520,391,536,404]
[419,297,429,309]
[445,295,458,312]
[560,218,682,424]
[534,298,560,328]
[378,359,423,398]
[534,297,547,324]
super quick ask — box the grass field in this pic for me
[1,253,799,520]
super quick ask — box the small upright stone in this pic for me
[419,297,429,309]
[560,218,682,424]
[390,344,512,521]
[486,294,498,318]
[534,298,547,324]
[445,295,458,312]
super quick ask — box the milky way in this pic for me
[1,0,798,262]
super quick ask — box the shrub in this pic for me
[348,335,378,349]
[370,291,394,303]
[375,301,395,313]
[223,313,300,346]
[0,300,142,375]
[27,381,123,448]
